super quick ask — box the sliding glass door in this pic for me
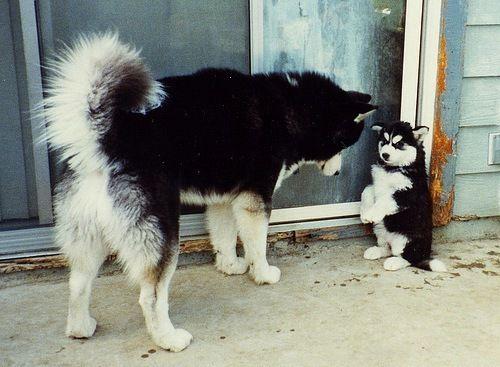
[0,0,431,259]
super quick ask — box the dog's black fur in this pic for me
[104,68,374,212]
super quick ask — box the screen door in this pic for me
[250,0,422,222]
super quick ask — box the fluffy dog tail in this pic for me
[415,258,447,272]
[43,33,165,170]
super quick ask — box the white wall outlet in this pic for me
[488,133,500,165]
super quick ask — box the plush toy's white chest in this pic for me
[371,165,412,200]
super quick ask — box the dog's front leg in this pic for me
[207,204,248,275]
[232,192,280,284]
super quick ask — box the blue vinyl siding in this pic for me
[454,0,500,217]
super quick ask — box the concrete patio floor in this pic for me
[1,236,500,367]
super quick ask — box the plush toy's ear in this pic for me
[371,122,383,133]
[413,126,429,141]
[353,103,378,123]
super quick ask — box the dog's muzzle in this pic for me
[319,154,342,176]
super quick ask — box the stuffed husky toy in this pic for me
[360,121,446,272]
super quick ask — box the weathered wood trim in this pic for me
[429,0,468,226]
[0,224,371,274]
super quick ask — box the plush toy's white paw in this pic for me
[153,328,193,352]
[215,255,248,275]
[383,256,410,271]
[361,208,384,224]
[360,213,371,224]
[251,265,281,285]
[364,246,390,260]
[429,259,447,272]
[66,315,97,339]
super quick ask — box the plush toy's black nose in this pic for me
[382,153,390,160]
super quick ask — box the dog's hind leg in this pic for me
[232,192,280,285]
[56,204,108,338]
[110,216,192,352]
[64,235,108,338]
[54,172,110,339]
[206,204,248,275]
[107,176,192,352]
[137,251,192,352]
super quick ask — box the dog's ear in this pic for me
[354,103,378,123]
[413,126,429,141]
[371,122,384,133]
[347,91,372,103]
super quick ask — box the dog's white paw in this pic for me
[154,328,193,352]
[251,265,281,285]
[364,246,389,260]
[383,256,410,271]
[66,315,97,339]
[215,255,248,275]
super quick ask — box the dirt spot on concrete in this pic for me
[487,251,500,256]
[346,277,361,283]
[424,279,439,287]
[453,261,486,270]
[395,285,411,289]
[449,255,462,260]
[482,270,499,276]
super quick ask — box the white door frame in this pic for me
[250,0,441,225]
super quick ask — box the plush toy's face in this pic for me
[371,121,428,167]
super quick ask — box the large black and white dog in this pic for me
[44,34,376,351]
[360,121,446,272]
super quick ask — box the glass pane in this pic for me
[262,0,406,209]
[37,0,250,214]
[37,0,249,78]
